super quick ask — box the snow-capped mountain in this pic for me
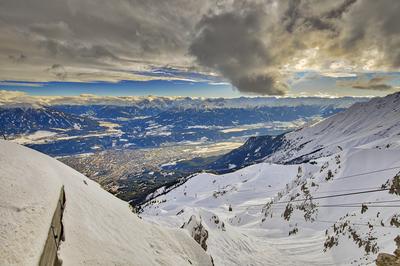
[141,92,400,265]
[267,92,400,164]
[202,92,400,172]
[1,96,359,157]
[0,90,368,109]
[0,106,100,135]
[0,140,212,265]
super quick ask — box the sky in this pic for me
[0,0,399,98]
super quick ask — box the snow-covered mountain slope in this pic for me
[0,106,100,135]
[141,93,400,265]
[0,140,212,266]
[206,92,400,172]
[268,92,400,164]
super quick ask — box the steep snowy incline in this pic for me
[0,140,212,266]
[0,141,63,265]
[268,92,400,163]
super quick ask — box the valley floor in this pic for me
[59,140,243,203]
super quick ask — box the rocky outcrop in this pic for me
[376,236,400,266]
[181,215,209,251]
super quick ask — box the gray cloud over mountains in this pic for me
[0,0,399,95]
[189,0,400,94]
[344,76,396,91]
[189,2,288,95]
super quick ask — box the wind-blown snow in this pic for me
[0,140,212,266]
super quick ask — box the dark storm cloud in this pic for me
[351,76,395,91]
[352,83,393,91]
[324,0,357,19]
[0,0,399,95]
[337,75,397,91]
[338,0,400,67]
[189,3,287,95]
[232,74,288,96]
[188,0,400,95]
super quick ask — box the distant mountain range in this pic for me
[0,96,368,156]
[0,106,101,135]
[165,92,400,175]
[0,91,368,109]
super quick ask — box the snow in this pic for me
[142,148,400,265]
[161,161,178,168]
[0,142,62,265]
[2,92,399,265]
[0,140,212,266]
[228,164,236,169]
[11,130,124,145]
[142,93,400,265]
[11,130,58,144]
[268,92,400,163]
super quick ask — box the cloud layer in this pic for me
[0,0,399,95]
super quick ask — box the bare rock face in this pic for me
[181,215,209,251]
[376,236,400,266]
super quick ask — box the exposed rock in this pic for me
[182,215,209,251]
[389,173,400,196]
[376,236,400,266]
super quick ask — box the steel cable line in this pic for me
[221,166,399,197]
[288,218,399,229]
[333,166,400,181]
[232,188,391,208]
[231,194,399,210]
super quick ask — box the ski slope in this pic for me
[142,93,400,265]
[0,140,212,266]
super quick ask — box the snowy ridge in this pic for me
[0,140,212,266]
[142,92,400,265]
